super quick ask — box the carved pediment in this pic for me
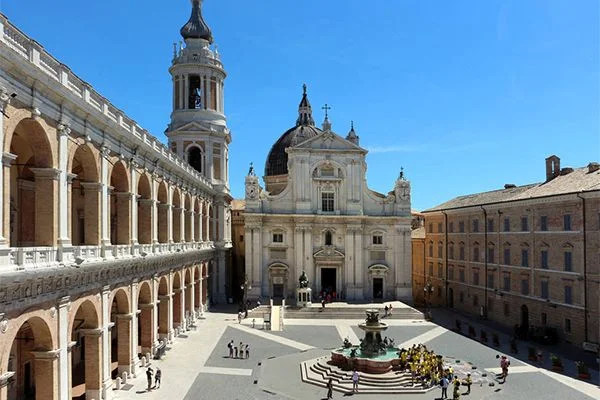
[292,131,366,153]
[313,246,345,259]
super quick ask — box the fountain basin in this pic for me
[331,346,400,374]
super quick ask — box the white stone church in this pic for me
[244,87,412,302]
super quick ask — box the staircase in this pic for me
[284,306,424,320]
[301,356,435,394]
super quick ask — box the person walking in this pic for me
[440,375,449,399]
[464,373,472,394]
[239,342,244,359]
[238,311,243,324]
[352,369,359,393]
[326,378,333,399]
[234,345,238,358]
[146,367,154,391]
[500,355,510,383]
[245,344,250,359]
[228,340,234,358]
[154,368,162,389]
[452,378,461,400]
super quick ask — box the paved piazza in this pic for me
[114,307,599,400]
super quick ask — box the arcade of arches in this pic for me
[0,263,209,400]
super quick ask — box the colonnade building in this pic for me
[0,1,232,399]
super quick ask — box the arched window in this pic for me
[188,146,203,173]
[325,231,333,246]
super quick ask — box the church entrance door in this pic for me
[321,268,337,295]
[373,278,383,300]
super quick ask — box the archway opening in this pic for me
[8,118,55,247]
[109,289,131,379]
[71,145,100,246]
[7,317,55,400]
[184,195,192,242]
[70,300,100,400]
[157,277,169,339]
[137,174,152,245]
[157,182,168,244]
[109,162,130,245]
[187,146,203,174]
[185,269,193,319]
[173,272,183,329]
[137,282,153,355]
[172,190,182,243]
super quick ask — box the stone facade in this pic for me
[0,2,231,399]
[243,90,412,303]
[416,156,600,349]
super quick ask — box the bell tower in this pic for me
[167,0,230,190]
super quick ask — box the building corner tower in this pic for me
[167,0,232,304]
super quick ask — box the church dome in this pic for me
[180,0,213,43]
[264,85,322,176]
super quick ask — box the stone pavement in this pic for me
[114,304,600,400]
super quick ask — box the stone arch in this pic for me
[4,315,57,400]
[137,173,153,244]
[157,180,169,243]
[172,189,182,243]
[109,288,132,377]
[137,281,154,354]
[70,144,101,245]
[69,299,101,400]
[110,161,131,245]
[6,117,58,246]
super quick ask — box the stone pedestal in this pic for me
[296,287,312,307]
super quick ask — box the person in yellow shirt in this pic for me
[464,373,472,394]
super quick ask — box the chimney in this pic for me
[588,162,600,173]
[545,155,560,181]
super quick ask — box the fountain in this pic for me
[331,309,400,374]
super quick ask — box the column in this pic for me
[204,205,210,242]
[345,227,355,299]
[252,228,261,286]
[100,147,111,247]
[151,177,158,244]
[206,142,213,181]
[30,168,60,245]
[188,278,196,321]
[197,203,203,242]
[217,201,226,243]
[1,153,17,244]
[79,328,103,400]
[180,206,185,242]
[100,286,113,397]
[167,186,174,243]
[56,296,71,400]
[130,281,139,375]
[355,230,363,299]
[304,228,313,289]
[115,314,133,374]
[31,350,59,400]
[158,294,173,342]
[217,252,226,303]
[130,165,138,245]
[183,74,189,109]
[294,226,303,286]
[57,124,71,246]
[190,209,195,242]
[0,90,8,245]
[138,303,156,354]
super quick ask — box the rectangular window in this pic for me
[487,274,495,288]
[438,222,443,233]
[521,216,529,232]
[438,263,443,278]
[449,222,454,233]
[541,312,547,325]
[488,298,494,312]
[565,318,571,333]
[429,223,433,233]
[503,248,511,265]
[541,250,548,269]
[540,216,548,231]
[438,244,443,258]
[459,292,464,303]
[449,267,454,280]
[429,245,433,258]
[503,274,511,291]
[564,214,571,231]
[321,192,334,212]
[503,302,510,317]
[240,235,244,242]
[473,295,479,307]
[272,233,283,243]
[521,249,529,267]
[428,262,434,276]
[541,280,549,299]
[487,219,494,232]
[459,221,465,233]
[372,235,383,245]
[449,246,454,259]
[487,248,495,264]
[503,217,510,232]
[472,219,479,233]
[459,246,465,261]
[521,278,529,295]
[564,286,572,304]
[473,270,480,285]
[564,251,572,272]
[473,248,479,262]
[459,268,465,283]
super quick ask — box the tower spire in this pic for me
[180,0,213,43]
[296,83,315,127]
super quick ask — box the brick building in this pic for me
[417,156,600,350]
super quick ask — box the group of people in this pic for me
[145,367,161,391]
[227,340,250,359]
[383,304,394,317]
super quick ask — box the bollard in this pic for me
[146,352,152,364]
[121,371,128,385]
[141,356,147,367]
[115,377,122,390]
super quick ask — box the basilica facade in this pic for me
[243,88,412,303]
[0,1,231,399]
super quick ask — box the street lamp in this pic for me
[424,280,434,320]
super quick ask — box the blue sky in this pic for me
[2,0,598,210]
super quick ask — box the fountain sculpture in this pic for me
[331,309,400,374]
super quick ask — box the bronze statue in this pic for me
[299,271,309,288]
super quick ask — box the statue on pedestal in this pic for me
[299,271,309,288]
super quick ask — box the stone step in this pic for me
[310,363,414,387]
[284,309,423,320]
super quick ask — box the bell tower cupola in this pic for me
[167,0,230,190]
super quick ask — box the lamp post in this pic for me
[424,280,434,321]
[240,274,252,314]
